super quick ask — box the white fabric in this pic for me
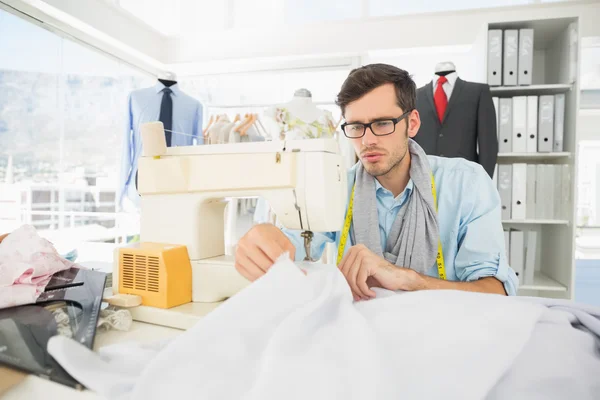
[49,256,547,400]
[0,225,73,309]
[432,72,458,99]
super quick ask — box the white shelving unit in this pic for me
[502,219,570,225]
[486,17,580,300]
[497,152,571,161]
[490,83,572,96]
[519,271,567,292]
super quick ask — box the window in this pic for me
[0,9,152,246]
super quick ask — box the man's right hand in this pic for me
[234,224,296,282]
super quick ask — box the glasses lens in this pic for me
[344,124,365,138]
[372,120,395,136]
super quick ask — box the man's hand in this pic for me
[235,224,296,282]
[338,244,418,301]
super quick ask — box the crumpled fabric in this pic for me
[0,225,74,309]
[49,256,549,400]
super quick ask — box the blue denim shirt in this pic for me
[284,156,518,296]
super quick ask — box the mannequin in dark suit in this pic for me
[415,62,498,178]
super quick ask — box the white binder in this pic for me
[512,163,527,220]
[512,97,528,153]
[538,95,555,152]
[493,97,500,136]
[499,98,512,153]
[524,230,537,285]
[526,96,538,153]
[554,94,565,152]
[544,165,555,219]
[488,30,503,86]
[498,165,512,220]
[493,164,498,189]
[526,165,537,220]
[503,30,519,86]
[510,230,525,279]
[536,164,546,219]
[518,29,534,86]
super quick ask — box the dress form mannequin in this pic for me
[284,89,324,122]
[265,88,335,140]
[435,61,456,76]
[119,70,203,210]
[414,61,498,177]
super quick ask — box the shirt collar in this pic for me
[154,81,180,96]
[375,178,414,202]
[432,71,458,87]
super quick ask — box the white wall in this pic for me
[166,1,600,64]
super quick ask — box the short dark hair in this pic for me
[336,64,416,116]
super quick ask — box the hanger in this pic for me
[233,114,241,123]
[239,114,256,136]
[235,114,253,133]
[203,115,215,136]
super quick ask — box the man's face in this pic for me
[343,83,420,177]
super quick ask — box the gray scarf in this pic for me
[352,139,439,274]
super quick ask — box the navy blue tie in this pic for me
[159,88,173,147]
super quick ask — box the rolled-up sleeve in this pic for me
[454,165,519,295]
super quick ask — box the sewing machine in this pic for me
[113,121,347,329]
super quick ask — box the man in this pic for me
[235,64,517,300]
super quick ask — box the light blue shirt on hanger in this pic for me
[119,82,203,208]
[284,156,518,296]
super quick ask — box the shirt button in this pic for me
[439,133,444,138]
[439,153,444,156]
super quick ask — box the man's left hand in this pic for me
[338,244,418,301]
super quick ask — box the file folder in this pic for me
[518,29,534,86]
[544,165,555,219]
[536,164,546,219]
[512,96,527,152]
[554,94,565,152]
[526,165,537,220]
[526,96,538,153]
[510,230,525,279]
[512,163,527,220]
[503,30,519,86]
[538,95,554,152]
[499,98,512,153]
[524,231,537,285]
[488,30,503,86]
[498,165,512,220]
[493,164,498,189]
[493,97,499,136]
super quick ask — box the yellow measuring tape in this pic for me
[336,175,446,280]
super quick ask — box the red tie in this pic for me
[434,76,448,122]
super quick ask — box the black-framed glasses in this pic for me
[341,110,413,139]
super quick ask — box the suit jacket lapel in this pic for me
[443,77,464,122]
[424,82,440,127]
